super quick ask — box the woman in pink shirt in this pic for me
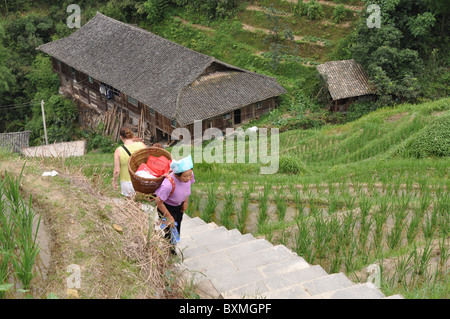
[154,155,194,250]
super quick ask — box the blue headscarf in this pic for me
[170,155,193,174]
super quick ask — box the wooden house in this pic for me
[317,59,375,112]
[37,13,287,143]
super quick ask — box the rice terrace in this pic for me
[0,0,449,301]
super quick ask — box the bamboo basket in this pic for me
[128,147,172,194]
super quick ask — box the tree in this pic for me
[263,5,296,69]
[351,0,449,105]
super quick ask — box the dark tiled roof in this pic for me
[38,13,286,126]
[317,59,375,100]
[177,71,285,125]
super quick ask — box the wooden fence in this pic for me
[0,131,31,153]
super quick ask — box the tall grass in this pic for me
[0,165,41,294]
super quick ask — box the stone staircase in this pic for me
[175,215,403,299]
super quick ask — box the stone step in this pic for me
[262,265,329,292]
[175,213,397,299]
[182,232,255,260]
[220,265,329,299]
[316,282,386,299]
[180,224,227,246]
[182,216,206,228]
[230,245,300,272]
[301,272,355,297]
[179,223,218,242]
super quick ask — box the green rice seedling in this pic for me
[387,214,405,250]
[359,192,373,218]
[201,185,218,223]
[422,208,438,241]
[293,190,305,220]
[186,190,199,217]
[418,189,432,216]
[358,192,373,249]
[343,194,356,211]
[274,191,287,221]
[236,189,250,233]
[342,209,356,246]
[396,192,411,213]
[358,216,373,264]
[435,191,449,221]
[3,169,41,291]
[313,214,329,260]
[11,195,41,290]
[220,191,235,229]
[342,238,358,274]
[438,235,448,269]
[393,251,414,289]
[327,195,339,215]
[257,192,269,233]
[294,218,315,264]
[0,182,14,299]
[308,198,319,217]
[372,200,389,251]
[413,240,434,276]
[406,210,423,245]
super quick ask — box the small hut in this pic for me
[317,59,375,112]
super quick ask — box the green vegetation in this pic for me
[0,0,448,299]
[181,98,448,299]
[351,0,449,105]
[0,165,41,296]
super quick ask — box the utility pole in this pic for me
[41,100,48,145]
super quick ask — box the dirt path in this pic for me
[241,23,326,46]
[175,15,327,47]
[175,16,214,32]
[283,0,363,12]
[246,4,353,28]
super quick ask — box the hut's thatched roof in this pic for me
[316,59,375,101]
[37,13,286,126]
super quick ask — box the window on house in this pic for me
[171,119,177,127]
[88,76,93,83]
[127,95,138,106]
[223,113,231,120]
[149,107,155,115]
[256,101,262,109]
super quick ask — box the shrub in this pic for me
[345,101,378,123]
[294,0,325,20]
[81,130,118,153]
[279,155,308,174]
[403,113,450,158]
[333,4,350,23]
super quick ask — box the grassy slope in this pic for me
[0,154,194,299]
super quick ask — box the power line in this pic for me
[0,104,37,112]
[0,102,40,111]
[0,101,33,109]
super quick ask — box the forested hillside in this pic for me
[0,0,448,145]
